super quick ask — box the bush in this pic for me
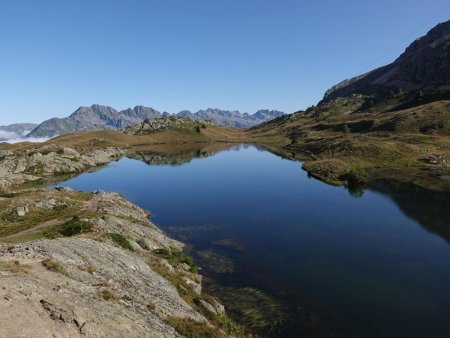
[44,216,92,238]
[167,317,222,338]
[99,288,117,301]
[346,167,369,185]
[137,238,150,250]
[153,248,197,272]
[109,233,135,251]
[42,258,66,275]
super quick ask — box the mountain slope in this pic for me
[250,20,450,190]
[176,108,284,128]
[322,20,450,107]
[28,105,161,138]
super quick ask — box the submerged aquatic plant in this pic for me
[215,287,290,332]
[196,250,234,274]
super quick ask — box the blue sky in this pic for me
[1,0,449,125]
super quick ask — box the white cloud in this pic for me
[3,137,50,144]
[0,130,51,144]
[0,130,19,140]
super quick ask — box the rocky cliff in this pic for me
[322,20,450,106]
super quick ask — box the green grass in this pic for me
[149,258,246,337]
[109,233,135,251]
[99,288,117,301]
[344,167,369,186]
[152,247,197,272]
[43,216,92,238]
[137,238,150,250]
[17,178,46,189]
[0,207,78,238]
[42,258,67,275]
[167,317,223,338]
[0,191,17,198]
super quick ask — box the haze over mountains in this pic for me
[0,123,38,141]
[25,106,284,138]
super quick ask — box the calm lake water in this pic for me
[55,145,450,337]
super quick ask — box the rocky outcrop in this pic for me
[0,190,211,337]
[0,145,124,190]
[123,116,216,135]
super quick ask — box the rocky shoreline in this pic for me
[0,143,245,337]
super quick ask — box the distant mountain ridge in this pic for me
[28,105,161,138]
[176,108,284,128]
[27,106,284,138]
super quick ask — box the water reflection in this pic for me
[370,180,450,244]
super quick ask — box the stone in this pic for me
[15,206,29,217]
[35,199,56,210]
[178,263,191,271]
[62,148,80,159]
[197,299,217,315]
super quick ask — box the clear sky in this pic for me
[1,0,449,125]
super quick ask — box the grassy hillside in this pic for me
[250,98,450,190]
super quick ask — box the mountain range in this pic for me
[27,105,161,138]
[176,108,284,128]
[26,106,284,138]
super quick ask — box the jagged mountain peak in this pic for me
[28,104,161,138]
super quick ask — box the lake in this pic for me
[53,144,450,337]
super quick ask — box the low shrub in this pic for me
[153,248,197,272]
[99,288,117,301]
[137,238,150,250]
[110,233,135,251]
[42,258,66,275]
[44,216,92,238]
[345,167,369,185]
[167,317,222,338]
